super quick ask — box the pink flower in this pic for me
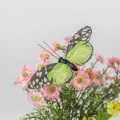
[37,50,52,62]
[13,77,20,85]
[27,90,44,106]
[104,72,113,80]
[71,70,91,90]
[93,70,103,86]
[86,68,95,80]
[107,57,120,71]
[43,84,61,100]
[34,62,49,72]
[107,57,117,69]
[51,39,59,51]
[95,51,105,64]
[113,57,120,65]
[59,45,67,50]
[19,65,32,82]
[64,36,72,44]
[117,65,120,72]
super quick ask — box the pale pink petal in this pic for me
[107,57,117,69]
[13,77,20,85]
[22,79,30,89]
[112,76,120,81]
[95,51,105,64]
[51,39,58,51]
[64,36,72,44]
[59,45,67,50]
[104,71,113,80]
[117,65,120,72]
[86,68,95,80]
[93,70,103,86]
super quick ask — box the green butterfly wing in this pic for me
[66,41,93,65]
[47,63,72,85]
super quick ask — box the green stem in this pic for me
[26,88,30,93]
[101,66,110,76]
[92,59,98,68]
[72,88,75,118]
[55,99,63,119]
[116,70,119,80]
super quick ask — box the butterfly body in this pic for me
[28,26,94,89]
[58,57,78,71]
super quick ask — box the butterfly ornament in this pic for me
[28,26,93,89]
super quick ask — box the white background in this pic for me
[0,0,120,120]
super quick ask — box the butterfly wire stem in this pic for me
[43,41,60,58]
[38,44,59,60]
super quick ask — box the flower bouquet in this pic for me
[14,26,120,120]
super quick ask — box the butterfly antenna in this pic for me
[43,41,60,58]
[38,44,59,60]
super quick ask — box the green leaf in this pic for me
[93,109,112,120]
[93,116,100,120]
[98,109,104,117]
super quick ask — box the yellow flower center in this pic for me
[112,104,119,111]
[99,56,103,59]
[77,77,84,84]
[22,71,28,78]
[49,86,55,93]
[32,95,40,101]
[88,73,92,79]
[110,61,114,65]
[95,74,100,79]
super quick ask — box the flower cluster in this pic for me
[14,38,120,120]
[107,57,120,71]
[51,39,67,51]
[27,85,61,106]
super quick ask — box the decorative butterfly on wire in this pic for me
[28,26,93,89]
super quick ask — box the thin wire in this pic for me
[38,44,59,59]
[43,41,60,58]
